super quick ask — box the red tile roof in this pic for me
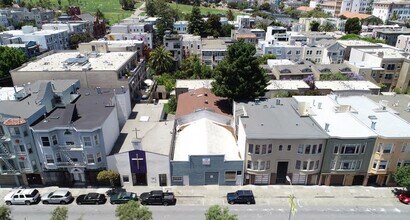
[175,88,231,118]
[296,6,314,12]
[339,11,371,19]
[3,118,26,126]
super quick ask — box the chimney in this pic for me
[318,102,322,109]
[371,121,376,130]
[276,99,281,105]
[325,123,330,132]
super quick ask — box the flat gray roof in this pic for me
[367,94,410,123]
[237,98,328,139]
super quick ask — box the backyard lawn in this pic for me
[168,3,247,18]
[34,0,139,24]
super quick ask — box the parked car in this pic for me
[399,191,410,204]
[110,192,138,204]
[76,193,106,205]
[227,190,255,205]
[41,190,73,205]
[139,190,176,206]
[4,189,41,205]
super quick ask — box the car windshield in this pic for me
[48,192,54,197]
[64,192,71,197]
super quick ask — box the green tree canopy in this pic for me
[96,170,120,187]
[0,205,11,220]
[318,22,336,32]
[155,73,176,92]
[115,200,153,220]
[319,72,349,80]
[257,54,276,65]
[165,96,177,114]
[339,34,385,43]
[211,41,269,101]
[148,46,173,74]
[220,24,235,37]
[205,205,238,220]
[345,17,361,34]
[50,206,68,220]
[226,9,234,21]
[119,0,135,10]
[301,8,331,18]
[176,55,212,79]
[206,14,222,37]
[394,165,410,189]
[188,6,205,36]
[310,21,320,31]
[0,47,28,78]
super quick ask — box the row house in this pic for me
[181,34,201,59]
[163,31,183,69]
[201,38,228,69]
[0,80,80,186]
[108,22,153,48]
[0,7,54,28]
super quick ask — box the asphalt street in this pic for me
[8,203,410,220]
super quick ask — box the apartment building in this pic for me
[234,98,328,185]
[396,35,410,52]
[42,22,90,35]
[181,34,202,58]
[10,51,146,100]
[201,39,228,69]
[293,95,377,186]
[374,29,410,46]
[335,40,382,61]
[372,1,410,22]
[78,40,144,59]
[337,96,410,186]
[0,7,54,28]
[163,31,183,68]
[173,21,188,34]
[108,23,153,48]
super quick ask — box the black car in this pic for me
[140,190,176,206]
[227,190,255,205]
[76,193,107,205]
[110,192,138,204]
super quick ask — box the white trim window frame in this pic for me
[83,136,93,147]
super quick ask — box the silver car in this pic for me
[41,190,73,204]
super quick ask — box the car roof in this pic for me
[19,189,37,194]
[237,190,253,196]
[87,193,100,198]
[53,190,69,196]
[151,190,163,195]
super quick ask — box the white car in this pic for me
[41,190,73,204]
[4,189,41,205]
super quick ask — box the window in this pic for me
[262,145,267,154]
[253,161,259,170]
[312,145,317,154]
[303,161,308,170]
[27,144,33,154]
[94,135,99,146]
[339,160,356,170]
[361,144,366,154]
[0,126,4,136]
[330,160,336,170]
[55,153,62,162]
[279,145,283,151]
[10,127,20,135]
[172,176,183,182]
[260,161,266,170]
[41,137,50,147]
[225,171,236,181]
[287,145,291,151]
[96,152,102,162]
[266,161,270,170]
[65,141,74,145]
[87,154,95,163]
[46,155,54,164]
[379,160,388,170]
[19,161,26,169]
[83,137,92,146]
[248,144,254,154]
[51,135,58,145]
[268,144,272,153]
[373,160,378,169]
[397,160,403,168]
[315,160,319,169]
[356,160,362,170]
[334,145,339,154]
[377,143,382,153]
[309,161,314,170]
[295,160,301,169]
[298,145,303,154]
[247,160,252,169]
[18,145,25,153]
[402,143,408,152]
[255,145,260,154]
[305,145,311,154]
[318,144,322,153]
[383,144,393,153]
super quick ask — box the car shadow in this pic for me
[392,188,409,197]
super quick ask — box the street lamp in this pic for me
[286,175,297,220]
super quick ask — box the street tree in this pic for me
[205,205,237,220]
[226,9,234,21]
[255,21,268,31]
[345,17,361,34]
[95,8,105,20]
[148,46,173,74]
[0,0,13,6]
[0,47,28,78]
[206,14,222,37]
[188,6,205,36]
[394,165,410,189]
[115,200,153,220]
[211,41,269,101]
[97,170,120,187]
[50,206,68,220]
[310,21,320,31]
[0,205,11,220]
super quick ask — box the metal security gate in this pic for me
[0,175,18,187]
[254,174,270,185]
[205,172,219,185]
[292,173,307,185]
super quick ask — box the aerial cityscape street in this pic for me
[0,0,410,219]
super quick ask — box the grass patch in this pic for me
[34,0,136,24]
[168,3,246,18]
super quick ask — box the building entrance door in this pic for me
[276,162,288,184]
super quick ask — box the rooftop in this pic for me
[111,102,174,155]
[0,87,23,101]
[296,6,314,11]
[315,81,380,91]
[175,88,231,118]
[367,94,410,123]
[267,59,295,68]
[293,95,377,138]
[173,118,240,161]
[358,47,406,59]
[266,80,310,91]
[336,96,410,138]
[237,98,328,139]
[320,1,337,7]
[175,79,214,89]
[337,40,379,47]
[17,51,136,72]
[202,39,227,50]
[339,11,371,19]
[3,118,26,126]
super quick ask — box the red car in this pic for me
[398,191,410,204]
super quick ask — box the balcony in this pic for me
[0,169,20,175]
[56,144,83,151]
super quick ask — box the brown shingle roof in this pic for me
[175,88,231,118]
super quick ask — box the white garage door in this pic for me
[255,174,270,185]
[292,173,307,185]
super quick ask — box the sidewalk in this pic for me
[0,185,400,207]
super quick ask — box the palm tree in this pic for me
[148,46,173,74]
[318,22,336,32]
